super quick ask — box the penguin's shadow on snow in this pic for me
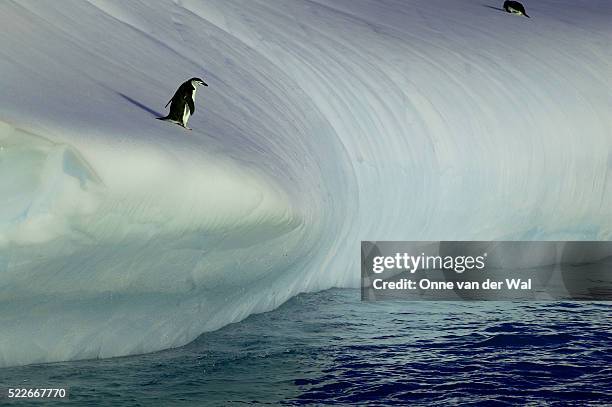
[117,92,164,118]
[482,5,505,12]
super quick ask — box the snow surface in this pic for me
[0,0,610,366]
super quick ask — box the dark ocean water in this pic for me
[2,289,611,406]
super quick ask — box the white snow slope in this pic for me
[0,0,610,366]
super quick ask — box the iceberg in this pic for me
[0,0,609,366]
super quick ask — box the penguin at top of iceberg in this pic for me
[157,77,208,130]
[503,1,530,18]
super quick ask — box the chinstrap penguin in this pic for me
[157,77,208,130]
[503,1,530,18]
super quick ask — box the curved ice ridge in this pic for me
[0,0,610,366]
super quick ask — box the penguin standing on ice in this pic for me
[503,1,530,18]
[157,77,208,130]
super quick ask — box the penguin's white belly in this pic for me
[182,104,191,125]
[508,7,522,14]
[181,89,196,125]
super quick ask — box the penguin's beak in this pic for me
[201,81,208,87]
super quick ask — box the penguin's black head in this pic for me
[190,77,208,87]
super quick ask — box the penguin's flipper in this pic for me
[187,98,195,115]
